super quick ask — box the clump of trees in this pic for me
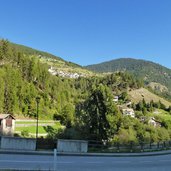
[75,84,121,141]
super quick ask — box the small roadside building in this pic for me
[0,114,15,136]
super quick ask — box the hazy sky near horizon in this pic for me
[0,0,171,68]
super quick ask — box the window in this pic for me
[6,119,12,127]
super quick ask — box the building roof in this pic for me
[0,114,15,120]
[122,108,134,112]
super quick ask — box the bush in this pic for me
[21,130,29,137]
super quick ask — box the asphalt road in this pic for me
[1,153,171,171]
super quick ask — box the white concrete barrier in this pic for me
[0,136,36,151]
[57,139,88,153]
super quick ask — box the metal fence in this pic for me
[88,140,171,153]
[36,138,171,152]
[36,137,56,150]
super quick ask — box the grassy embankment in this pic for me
[15,120,62,137]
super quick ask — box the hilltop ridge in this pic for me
[7,41,95,78]
[85,58,171,100]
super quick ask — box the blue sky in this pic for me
[0,0,171,68]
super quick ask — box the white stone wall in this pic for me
[0,137,36,151]
[57,139,88,153]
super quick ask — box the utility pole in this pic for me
[36,96,40,147]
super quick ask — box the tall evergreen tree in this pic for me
[81,84,121,141]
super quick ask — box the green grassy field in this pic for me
[147,109,171,122]
[128,88,171,107]
[15,120,62,136]
[16,120,57,125]
[15,126,48,134]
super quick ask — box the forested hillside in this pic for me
[10,42,94,77]
[86,58,171,101]
[0,40,140,117]
[1,39,171,144]
[0,39,76,118]
[9,42,64,61]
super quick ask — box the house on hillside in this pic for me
[122,108,135,118]
[0,114,15,136]
[113,96,119,102]
[148,117,161,127]
[48,66,57,76]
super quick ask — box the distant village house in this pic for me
[140,116,161,127]
[122,108,135,118]
[0,114,15,136]
[113,96,119,102]
[148,117,161,127]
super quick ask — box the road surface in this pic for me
[0,153,171,171]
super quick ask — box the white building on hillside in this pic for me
[113,96,119,102]
[148,117,161,127]
[122,108,135,118]
[48,66,57,75]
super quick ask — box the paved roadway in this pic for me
[1,153,171,171]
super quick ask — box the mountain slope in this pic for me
[9,42,64,61]
[128,88,171,107]
[85,58,171,92]
[2,39,171,144]
[0,39,94,118]
[7,41,94,77]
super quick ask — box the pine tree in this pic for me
[81,84,121,141]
